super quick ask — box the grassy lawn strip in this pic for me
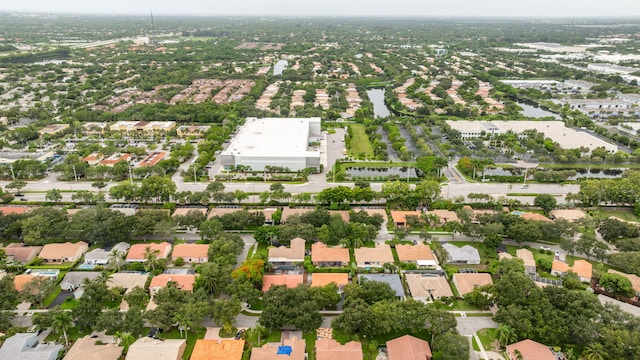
[539,163,640,169]
[347,124,374,157]
[160,328,206,360]
[41,287,62,308]
[304,331,317,360]
[476,328,498,351]
[589,208,640,223]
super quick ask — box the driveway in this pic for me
[456,317,498,336]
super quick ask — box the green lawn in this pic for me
[431,299,485,311]
[304,331,317,360]
[41,287,62,309]
[539,163,640,169]
[252,243,268,259]
[348,124,374,157]
[476,328,499,352]
[589,208,640,223]
[160,328,206,360]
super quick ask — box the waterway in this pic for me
[273,60,288,76]
[518,102,561,119]
[367,89,392,118]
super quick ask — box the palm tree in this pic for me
[495,324,518,348]
[51,311,73,347]
[143,247,160,272]
[114,331,135,348]
[583,343,607,360]
[108,249,124,271]
[513,349,524,360]
[173,313,192,339]
[95,271,112,284]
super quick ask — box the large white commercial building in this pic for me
[220,117,322,171]
[445,120,617,154]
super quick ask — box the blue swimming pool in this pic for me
[77,264,96,270]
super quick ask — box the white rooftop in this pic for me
[221,117,320,159]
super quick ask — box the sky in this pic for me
[2,0,640,18]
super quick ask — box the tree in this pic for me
[583,342,607,360]
[91,180,108,193]
[432,333,470,360]
[6,179,27,193]
[0,276,19,310]
[599,272,634,298]
[143,246,161,272]
[211,299,242,334]
[45,188,63,202]
[51,309,73,346]
[495,324,518,348]
[534,194,557,215]
[124,286,148,310]
[199,219,224,241]
[114,331,135,348]
[20,276,56,308]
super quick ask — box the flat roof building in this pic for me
[220,117,321,171]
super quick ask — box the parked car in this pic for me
[540,246,551,251]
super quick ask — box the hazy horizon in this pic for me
[2,0,640,18]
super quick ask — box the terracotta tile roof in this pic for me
[315,339,362,360]
[171,207,208,218]
[452,273,493,296]
[171,244,209,261]
[328,210,350,222]
[311,242,349,264]
[551,260,571,274]
[405,274,453,300]
[4,243,42,263]
[516,249,536,268]
[311,273,349,288]
[520,212,553,222]
[268,238,305,262]
[280,207,314,222]
[39,242,88,261]
[250,337,305,360]
[63,335,124,360]
[0,206,34,215]
[386,335,432,360]
[262,274,304,292]
[207,207,243,219]
[191,340,244,360]
[506,339,555,360]
[395,244,436,262]
[354,244,394,265]
[572,260,592,280]
[149,274,196,292]
[425,209,459,223]
[126,242,172,261]
[549,209,586,222]
[13,274,35,291]
[359,208,387,221]
[390,210,422,224]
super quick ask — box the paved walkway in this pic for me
[474,333,489,360]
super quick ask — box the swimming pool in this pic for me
[77,264,96,270]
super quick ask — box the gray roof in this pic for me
[442,243,481,263]
[359,274,405,298]
[84,242,130,261]
[61,272,101,287]
[0,333,63,360]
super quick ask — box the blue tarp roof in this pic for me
[276,345,292,355]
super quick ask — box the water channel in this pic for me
[367,89,392,118]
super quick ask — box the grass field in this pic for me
[348,124,374,157]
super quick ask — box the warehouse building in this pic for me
[220,117,321,171]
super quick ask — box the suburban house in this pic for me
[386,335,432,360]
[126,242,172,263]
[549,209,586,222]
[608,269,640,297]
[84,242,130,266]
[38,241,89,264]
[396,244,437,268]
[390,210,422,227]
[359,274,405,300]
[310,273,349,292]
[191,339,244,360]
[452,273,493,296]
[424,209,459,225]
[0,333,63,360]
[280,207,314,223]
[171,207,208,219]
[60,271,101,292]
[63,335,123,360]
[441,243,481,265]
[518,212,553,223]
[125,337,186,360]
[171,244,209,263]
[551,260,592,283]
[354,244,394,268]
[506,339,559,360]
[107,272,149,311]
[268,237,305,268]
[0,205,34,216]
[405,273,453,302]
[13,274,35,291]
[311,242,350,268]
[250,336,305,360]
[3,243,42,263]
[261,274,305,292]
[516,249,536,275]
[315,338,363,360]
[148,274,197,296]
